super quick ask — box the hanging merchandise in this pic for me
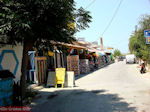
[79,49,84,54]
[48,51,54,56]
[68,48,74,54]
[85,50,89,54]
[93,53,98,57]
[86,54,91,59]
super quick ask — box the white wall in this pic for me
[0,45,23,82]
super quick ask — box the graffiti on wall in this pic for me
[0,50,19,75]
[0,45,23,82]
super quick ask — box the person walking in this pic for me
[140,62,146,74]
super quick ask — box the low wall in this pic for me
[80,59,90,74]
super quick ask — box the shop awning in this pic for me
[50,41,87,50]
[98,51,105,56]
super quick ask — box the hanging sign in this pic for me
[146,37,150,44]
[144,29,150,37]
[144,29,150,44]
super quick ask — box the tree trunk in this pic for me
[21,40,33,102]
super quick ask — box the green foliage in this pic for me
[129,15,150,63]
[75,7,92,30]
[113,49,122,58]
[0,0,92,45]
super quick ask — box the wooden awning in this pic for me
[50,41,87,50]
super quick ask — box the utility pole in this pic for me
[100,37,104,51]
[135,25,137,33]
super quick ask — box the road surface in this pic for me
[31,61,150,112]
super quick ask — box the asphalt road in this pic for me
[31,61,150,112]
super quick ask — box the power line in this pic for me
[101,0,124,37]
[148,0,150,5]
[85,0,96,9]
[95,0,124,43]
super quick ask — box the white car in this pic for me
[126,54,136,64]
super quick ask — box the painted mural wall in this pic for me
[0,45,23,82]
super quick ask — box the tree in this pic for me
[113,49,122,58]
[0,0,92,43]
[129,15,150,63]
[0,0,92,99]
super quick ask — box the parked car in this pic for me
[118,56,124,61]
[126,54,136,64]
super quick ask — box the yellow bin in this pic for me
[55,68,66,88]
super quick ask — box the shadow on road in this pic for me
[31,89,136,112]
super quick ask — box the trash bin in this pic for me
[64,71,75,88]
[0,70,14,106]
[55,68,66,88]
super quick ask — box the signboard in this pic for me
[67,55,80,75]
[144,29,150,44]
[146,37,150,44]
[107,47,114,50]
[144,29,150,37]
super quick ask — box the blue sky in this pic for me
[75,0,150,53]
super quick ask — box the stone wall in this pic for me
[80,59,90,74]
[89,61,95,71]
